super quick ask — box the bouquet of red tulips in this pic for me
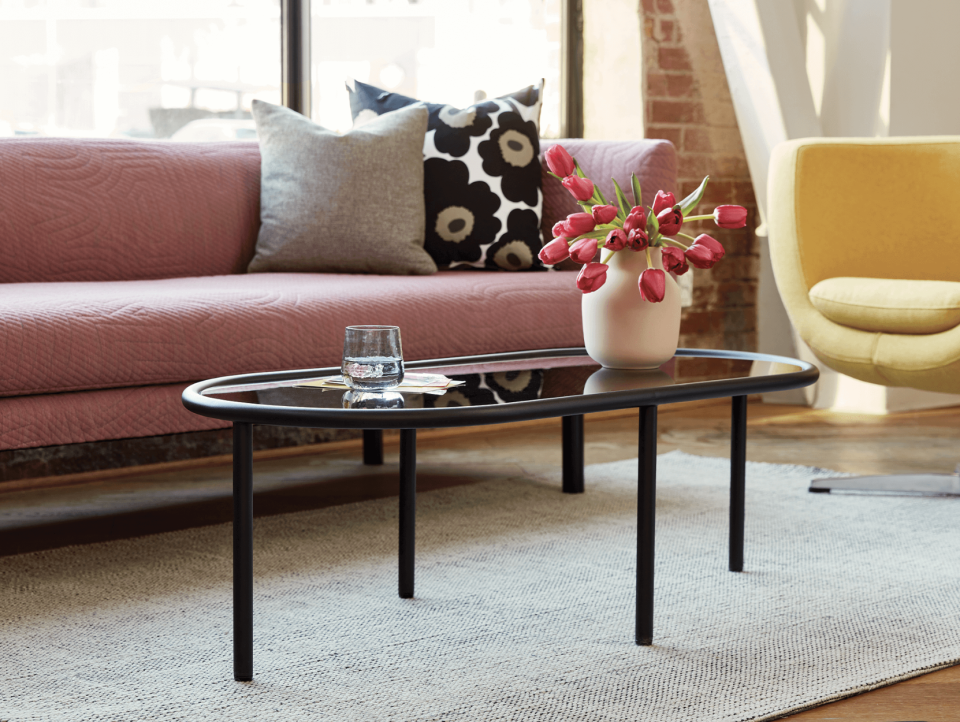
[540,144,747,302]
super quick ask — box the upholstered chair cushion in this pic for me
[809,277,960,335]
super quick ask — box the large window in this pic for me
[311,0,561,136]
[0,0,560,140]
[0,0,280,139]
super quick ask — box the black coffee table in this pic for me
[182,348,817,681]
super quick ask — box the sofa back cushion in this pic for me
[0,137,675,284]
[0,138,261,283]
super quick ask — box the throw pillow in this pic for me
[247,100,437,276]
[347,80,544,272]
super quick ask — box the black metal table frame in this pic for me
[183,348,817,681]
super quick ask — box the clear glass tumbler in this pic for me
[341,325,404,390]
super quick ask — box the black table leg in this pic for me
[730,395,747,572]
[363,429,384,465]
[399,428,416,598]
[233,422,254,682]
[562,415,585,494]
[636,405,657,646]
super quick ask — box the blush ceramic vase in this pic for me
[581,247,681,369]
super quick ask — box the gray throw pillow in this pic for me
[248,100,437,275]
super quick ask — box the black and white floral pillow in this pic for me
[348,80,544,271]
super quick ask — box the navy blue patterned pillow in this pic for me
[348,80,544,271]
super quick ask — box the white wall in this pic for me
[888,0,960,135]
[794,0,890,137]
[794,0,960,138]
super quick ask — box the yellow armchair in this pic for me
[768,136,960,395]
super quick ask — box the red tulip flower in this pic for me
[626,228,649,252]
[569,237,599,264]
[604,228,627,251]
[660,246,689,275]
[639,268,666,303]
[538,237,571,265]
[563,212,597,236]
[562,176,595,202]
[552,220,568,239]
[713,205,747,229]
[684,234,726,269]
[623,210,646,235]
[544,144,575,178]
[577,262,608,293]
[652,190,676,215]
[591,204,618,225]
[656,206,683,236]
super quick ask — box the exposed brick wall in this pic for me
[640,0,759,378]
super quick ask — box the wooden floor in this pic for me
[2,399,959,720]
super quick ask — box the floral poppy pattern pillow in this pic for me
[348,80,545,271]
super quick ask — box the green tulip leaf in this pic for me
[612,178,631,220]
[574,159,587,179]
[646,207,659,238]
[631,173,643,207]
[679,175,710,215]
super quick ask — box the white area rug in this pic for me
[2,451,959,722]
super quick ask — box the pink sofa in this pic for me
[0,137,676,461]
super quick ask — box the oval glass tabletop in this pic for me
[182,348,818,430]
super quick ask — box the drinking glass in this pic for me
[341,325,404,390]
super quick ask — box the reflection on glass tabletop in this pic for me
[203,353,776,411]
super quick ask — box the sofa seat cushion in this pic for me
[809,277,960,335]
[0,271,583,398]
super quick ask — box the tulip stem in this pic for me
[683,214,713,222]
[645,246,653,269]
[601,250,615,264]
[547,170,564,181]
[663,237,690,250]
[676,232,699,244]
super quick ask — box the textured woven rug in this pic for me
[2,451,959,722]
